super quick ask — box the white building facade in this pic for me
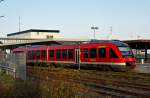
[7,29,61,39]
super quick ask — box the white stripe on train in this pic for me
[27,60,126,66]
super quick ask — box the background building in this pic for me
[7,29,61,39]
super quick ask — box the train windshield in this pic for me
[111,40,134,57]
[118,47,133,57]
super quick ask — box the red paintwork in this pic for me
[80,43,123,63]
[13,47,27,53]
[47,45,78,62]
[13,42,136,69]
[27,46,48,61]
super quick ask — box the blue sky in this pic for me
[0,0,150,40]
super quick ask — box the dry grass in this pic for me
[27,66,150,85]
[1,66,150,98]
[0,71,102,98]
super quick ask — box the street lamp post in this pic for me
[0,0,5,18]
[91,26,98,40]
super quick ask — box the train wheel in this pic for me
[126,62,135,71]
[52,63,57,68]
[106,65,112,71]
[102,65,112,71]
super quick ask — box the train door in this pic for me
[75,49,80,64]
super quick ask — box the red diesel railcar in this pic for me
[13,40,136,71]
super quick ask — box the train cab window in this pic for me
[68,49,73,59]
[41,50,46,58]
[98,48,106,58]
[56,50,61,59]
[83,48,88,58]
[49,50,54,58]
[36,50,40,59]
[62,49,67,59]
[90,48,97,58]
[110,48,118,58]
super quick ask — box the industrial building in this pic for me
[7,29,62,39]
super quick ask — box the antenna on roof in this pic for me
[106,26,112,40]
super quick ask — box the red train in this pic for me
[13,40,136,71]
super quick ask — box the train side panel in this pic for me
[79,43,130,70]
[13,41,136,71]
[26,46,48,64]
[47,45,78,64]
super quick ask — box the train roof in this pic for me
[84,40,129,47]
[13,40,129,51]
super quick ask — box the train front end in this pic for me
[115,41,136,69]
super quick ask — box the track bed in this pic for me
[27,66,150,98]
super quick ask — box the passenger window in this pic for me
[110,48,118,58]
[56,50,61,59]
[98,48,106,58]
[36,50,40,59]
[68,49,73,59]
[90,48,97,58]
[62,49,67,59]
[31,51,35,59]
[49,50,54,58]
[83,48,88,58]
[41,50,46,58]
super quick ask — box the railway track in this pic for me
[28,74,150,98]
[27,67,150,98]
[80,77,150,91]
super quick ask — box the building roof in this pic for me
[123,39,150,49]
[123,39,150,43]
[7,29,60,36]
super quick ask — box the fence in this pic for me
[0,52,26,80]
